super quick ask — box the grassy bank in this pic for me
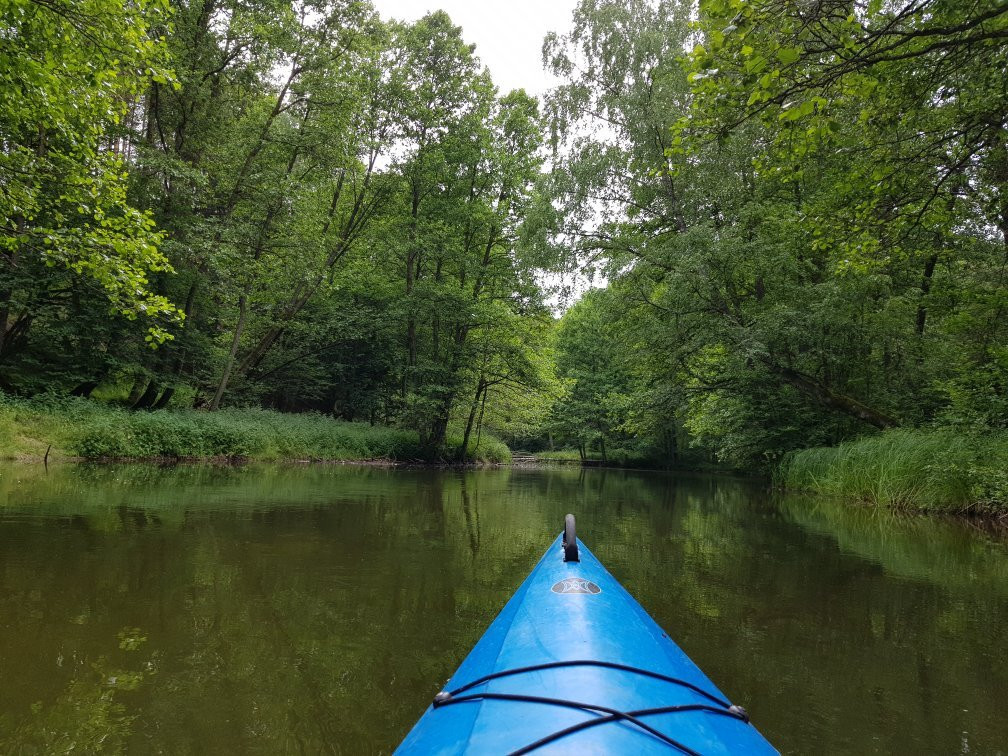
[531,448,658,467]
[530,447,720,471]
[778,429,1008,515]
[0,396,511,464]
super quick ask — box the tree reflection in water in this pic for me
[0,463,1005,753]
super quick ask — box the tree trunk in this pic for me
[210,294,247,411]
[406,180,421,374]
[665,426,678,463]
[151,280,198,410]
[426,413,450,457]
[474,382,489,453]
[233,158,377,379]
[432,256,443,360]
[768,361,899,429]
[459,378,487,461]
[407,318,417,368]
[405,250,417,374]
[0,301,11,363]
[126,375,148,405]
[916,252,939,335]
[132,381,161,410]
[222,63,303,214]
[0,230,21,363]
[70,382,98,398]
[151,387,175,410]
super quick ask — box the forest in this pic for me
[2,0,1007,510]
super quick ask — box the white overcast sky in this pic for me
[372,0,579,96]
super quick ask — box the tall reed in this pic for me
[0,396,511,464]
[779,429,1008,513]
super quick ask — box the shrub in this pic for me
[442,431,512,464]
[70,418,136,458]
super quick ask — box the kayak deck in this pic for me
[397,528,777,754]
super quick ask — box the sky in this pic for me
[371,0,579,96]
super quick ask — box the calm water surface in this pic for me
[0,463,1006,754]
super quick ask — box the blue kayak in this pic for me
[397,516,778,754]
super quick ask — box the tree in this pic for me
[539,0,1008,466]
[455,299,557,460]
[683,0,1008,432]
[548,289,631,461]
[373,14,550,453]
[0,0,181,376]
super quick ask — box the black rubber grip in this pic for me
[563,514,579,562]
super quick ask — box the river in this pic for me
[0,463,1005,754]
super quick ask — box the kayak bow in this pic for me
[397,515,778,754]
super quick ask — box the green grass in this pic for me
[0,396,510,464]
[778,428,1008,514]
[532,449,583,463]
[532,447,716,470]
[532,447,656,466]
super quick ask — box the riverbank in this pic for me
[778,428,1008,516]
[529,448,721,471]
[0,397,511,464]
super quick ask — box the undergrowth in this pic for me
[0,396,510,464]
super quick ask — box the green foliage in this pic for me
[535,0,1008,495]
[5,0,1007,505]
[0,0,181,339]
[1,2,551,462]
[547,289,635,459]
[445,432,512,465]
[377,18,552,453]
[679,0,1008,437]
[779,429,1008,514]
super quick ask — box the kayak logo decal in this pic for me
[551,578,601,595]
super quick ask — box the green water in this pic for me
[0,463,1005,754]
